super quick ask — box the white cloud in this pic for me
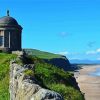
[86,48,100,55]
[69,58,82,60]
[97,48,100,53]
[57,51,69,55]
[59,32,70,37]
[61,32,67,35]
[86,51,96,55]
[97,58,100,60]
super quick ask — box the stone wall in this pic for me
[9,59,64,100]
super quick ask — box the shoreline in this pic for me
[74,65,100,100]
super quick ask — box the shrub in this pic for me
[24,69,34,77]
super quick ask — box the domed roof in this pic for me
[0,16,18,25]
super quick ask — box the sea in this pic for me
[89,68,100,77]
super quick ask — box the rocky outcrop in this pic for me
[32,89,63,100]
[9,60,64,100]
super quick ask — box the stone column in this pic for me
[2,31,4,47]
[9,32,10,48]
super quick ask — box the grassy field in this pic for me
[0,53,16,100]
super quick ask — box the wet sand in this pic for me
[74,65,100,100]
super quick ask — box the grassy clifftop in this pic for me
[23,49,65,59]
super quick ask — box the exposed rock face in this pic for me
[32,89,63,100]
[44,57,71,71]
[9,60,63,100]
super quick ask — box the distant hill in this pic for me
[23,49,71,70]
[70,59,100,64]
[23,49,65,59]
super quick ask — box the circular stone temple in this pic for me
[0,11,22,52]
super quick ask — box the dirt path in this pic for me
[74,65,100,100]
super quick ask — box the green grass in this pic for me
[24,49,65,59]
[49,84,84,100]
[0,53,17,100]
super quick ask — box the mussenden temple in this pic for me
[0,11,22,52]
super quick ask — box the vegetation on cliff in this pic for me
[0,53,16,99]
[0,50,84,100]
[28,56,84,100]
[23,49,84,100]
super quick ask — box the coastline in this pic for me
[74,65,100,100]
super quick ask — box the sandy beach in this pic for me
[74,65,100,100]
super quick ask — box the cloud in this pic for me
[86,48,100,55]
[97,48,100,52]
[57,51,80,56]
[97,58,100,60]
[87,41,96,48]
[86,51,96,55]
[57,51,69,55]
[69,58,82,60]
[59,32,71,37]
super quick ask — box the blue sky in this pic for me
[0,0,100,60]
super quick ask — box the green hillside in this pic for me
[23,49,65,59]
[0,53,16,99]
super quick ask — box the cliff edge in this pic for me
[9,50,84,100]
[0,51,84,100]
[24,49,71,70]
